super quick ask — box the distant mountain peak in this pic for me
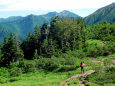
[60,10,71,13]
[58,10,80,18]
[43,10,80,18]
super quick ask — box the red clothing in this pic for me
[80,62,83,67]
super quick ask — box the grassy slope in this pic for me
[0,67,91,86]
[0,57,91,86]
[0,55,114,86]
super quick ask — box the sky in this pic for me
[0,0,115,18]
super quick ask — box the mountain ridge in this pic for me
[84,3,115,25]
[0,10,80,43]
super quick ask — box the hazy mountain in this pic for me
[43,12,58,17]
[84,3,115,25]
[0,16,23,23]
[58,10,80,18]
[0,10,80,43]
[43,10,80,18]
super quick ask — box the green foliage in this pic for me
[21,17,86,59]
[68,78,79,86]
[103,59,112,68]
[0,67,84,86]
[50,18,86,51]
[86,65,115,85]
[0,33,24,66]
[0,67,10,77]
[56,65,77,72]
[8,52,87,72]
[8,77,19,82]
[9,67,22,77]
[84,39,114,57]
[8,62,22,77]
[33,49,39,59]
[35,58,56,71]
[84,81,98,86]
[85,23,115,41]
[19,60,36,73]
[0,13,115,86]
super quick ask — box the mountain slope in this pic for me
[0,15,50,43]
[0,10,80,43]
[84,3,115,25]
[0,16,23,23]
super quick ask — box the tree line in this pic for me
[0,17,115,67]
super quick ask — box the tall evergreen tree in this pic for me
[40,23,48,40]
[1,33,24,66]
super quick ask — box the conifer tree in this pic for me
[1,33,24,66]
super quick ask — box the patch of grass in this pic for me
[68,78,79,86]
[86,40,101,46]
[0,66,91,86]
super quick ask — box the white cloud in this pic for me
[0,0,115,11]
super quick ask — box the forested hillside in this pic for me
[0,16,115,66]
[0,10,80,43]
[84,3,115,25]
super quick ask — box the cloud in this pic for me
[0,0,115,11]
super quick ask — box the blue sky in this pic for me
[0,0,115,18]
[0,8,98,18]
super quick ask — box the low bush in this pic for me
[0,67,10,77]
[56,65,76,72]
[9,62,19,68]
[8,77,19,82]
[35,57,60,71]
[9,67,22,77]
[86,65,115,85]
[19,60,36,73]
[0,77,8,83]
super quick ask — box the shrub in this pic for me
[9,62,19,68]
[57,65,76,72]
[64,57,77,65]
[0,77,8,83]
[0,67,10,77]
[65,50,86,58]
[19,60,36,73]
[8,77,19,82]
[35,58,59,71]
[9,67,22,77]
[92,63,104,73]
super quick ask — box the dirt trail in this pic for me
[60,70,95,86]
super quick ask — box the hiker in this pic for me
[80,62,84,73]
